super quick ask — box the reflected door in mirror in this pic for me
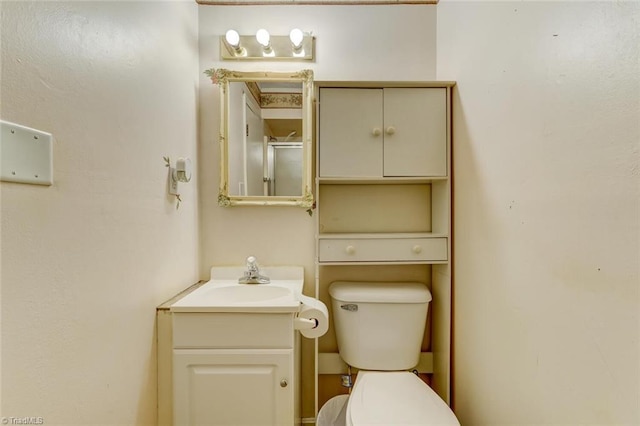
[227,80,304,197]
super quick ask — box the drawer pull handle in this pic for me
[385,126,396,135]
[412,245,423,254]
[372,128,382,137]
[280,379,288,388]
[345,245,356,255]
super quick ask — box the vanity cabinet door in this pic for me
[319,87,447,178]
[173,349,294,426]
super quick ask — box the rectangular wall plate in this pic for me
[1,120,53,186]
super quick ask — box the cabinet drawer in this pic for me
[173,313,294,349]
[318,237,447,262]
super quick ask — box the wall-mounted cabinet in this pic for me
[318,87,447,178]
[313,81,454,416]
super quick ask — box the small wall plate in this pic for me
[1,120,53,186]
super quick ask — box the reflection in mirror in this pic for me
[206,69,314,208]
[232,81,302,197]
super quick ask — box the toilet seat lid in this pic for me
[346,371,460,425]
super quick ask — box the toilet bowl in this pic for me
[325,281,460,426]
[345,371,459,425]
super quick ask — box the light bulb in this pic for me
[225,29,240,47]
[256,29,270,48]
[289,28,304,49]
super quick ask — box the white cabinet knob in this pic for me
[385,126,396,135]
[372,128,382,137]
[412,245,423,254]
[280,379,288,388]
[345,245,356,255]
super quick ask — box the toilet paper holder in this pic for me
[294,317,318,330]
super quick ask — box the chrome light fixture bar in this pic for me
[221,29,314,61]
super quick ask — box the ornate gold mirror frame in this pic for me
[206,69,314,208]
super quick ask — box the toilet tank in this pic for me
[328,281,432,371]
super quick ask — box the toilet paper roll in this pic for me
[296,294,329,339]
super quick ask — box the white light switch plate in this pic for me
[1,120,53,186]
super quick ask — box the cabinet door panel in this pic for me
[319,88,383,177]
[383,88,447,177]
[174,349,293,426]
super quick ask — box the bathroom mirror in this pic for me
[207,69,314,207]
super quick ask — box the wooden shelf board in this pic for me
[315,81,456,89]
[317,176,448,185]
[317,260,449,266]
[318,232,448,239]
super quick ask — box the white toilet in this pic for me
[327,281,460,425]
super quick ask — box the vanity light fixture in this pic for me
[224,29,245,56]
[256,29,273,55]
[220,29,314,61]
[289,28,305,56]
[290,29,304,50]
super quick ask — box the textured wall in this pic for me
[0,2,199,424]
[437,2,640,424]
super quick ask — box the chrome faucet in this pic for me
[238,256,270,284]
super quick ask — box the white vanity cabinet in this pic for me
[171,312,297,426]
[314,81,455,413]
[318,87,447,178]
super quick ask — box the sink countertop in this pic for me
[170,266,304,313]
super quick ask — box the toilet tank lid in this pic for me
[329,281,432,304]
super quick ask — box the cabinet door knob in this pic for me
[412,245,423,254]
[345,245,356,255]
[280,379,288,388]
[385,126,396,135]
[371,128,382,137]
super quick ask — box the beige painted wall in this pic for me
[0,1,199,424]
[438,2,640,424]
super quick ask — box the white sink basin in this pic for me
[203,285,292,304]
[171,266,304,313]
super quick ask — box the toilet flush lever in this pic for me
[341,304,358,312]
